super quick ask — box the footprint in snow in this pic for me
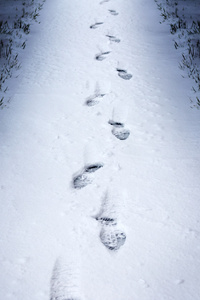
[117,68,132,80]
[108,9,119,16]
[97,217,126,251]
[90,22,103,29]
[95,51,110,61]
[50,259,81,300]
[106,35,120,43]
[109,120,130,140]
[73,163,103,189]
[100,227,126,251]
[85,83,106,106]
[85,93,105,107]
[94,194,126,251]
[112,128,130,140]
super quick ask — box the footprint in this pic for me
[94,192,126,251]
[100,227,126,251]
[73,163,104,189]
[90,22,103,29]
[95,51,111,61]
[117,68,132,80]
[108,9,119,16]
[85,84,106,106]
[73,173,91,190]
[109,120,130,140]
[112,127,130,140]
[50,258,81,300]
[106,35,120,43]
[85,93,105,107]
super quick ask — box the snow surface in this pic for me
[154,0,200,106]
[0,0,46,102]
[0,0,200,299]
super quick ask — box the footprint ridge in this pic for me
[95,51,111,61]
[106,35,121,43]
[90,22,103,29]
[108,9,119,16]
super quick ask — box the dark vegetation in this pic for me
[0,0,46,108]
[155,0,200,108]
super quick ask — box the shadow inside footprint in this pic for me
[109,9,119,16]
[106,35,120,43]
[117,68,132,80]
[84,163,104,173]
[85,93,105,107]
[85,98,99,107]
[100,227,126,251]
[95,51,110,61]
[96,217,117,226]
[73,173,91,190]
[90,22,103,29]
[112,128,130,140]
[108,120,124,128]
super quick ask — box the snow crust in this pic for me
[0,0,200,299]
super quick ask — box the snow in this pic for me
[0,0,46,102]
[0,0,200,299]
[154,0,200,106]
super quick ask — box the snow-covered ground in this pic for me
[154,0,200,106]
[0,0,200,299]
[0,0,46,104]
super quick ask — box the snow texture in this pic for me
[0,0,200,299]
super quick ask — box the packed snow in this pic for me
[0,0,200,299]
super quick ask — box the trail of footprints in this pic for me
[85,1,130,251]
[50,1,132,298]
